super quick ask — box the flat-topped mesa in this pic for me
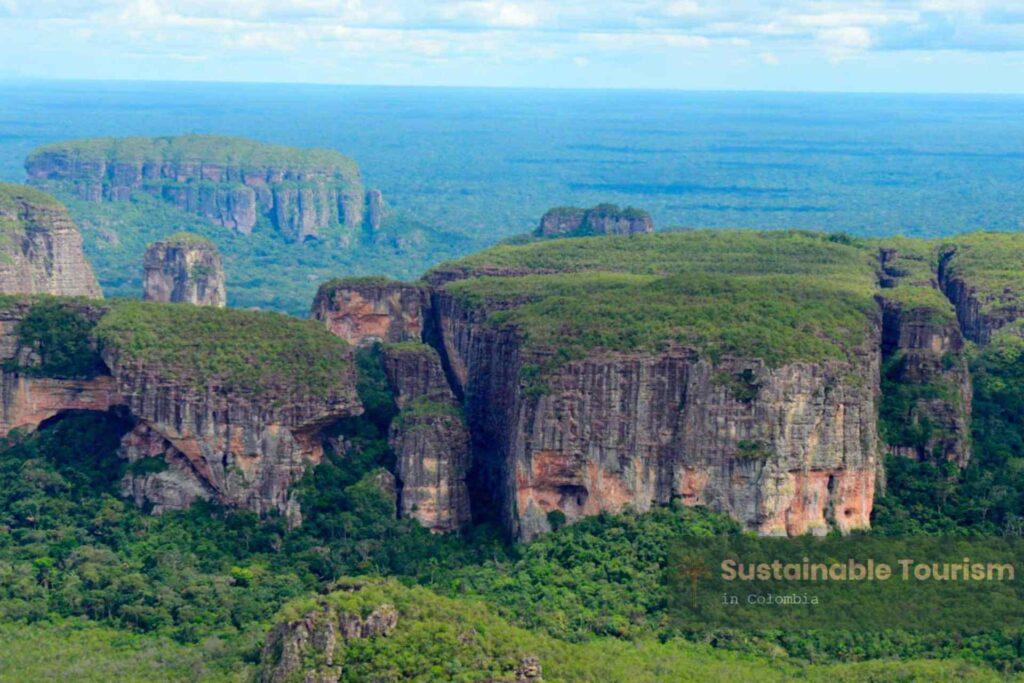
[310,277,429,346]
[381,343,471,532]
[535,203,654,238]
[0,183,102,298]
[430,230,883,540]
[0,298,361,525]
[25,135,373,242]
[143,233,226,307]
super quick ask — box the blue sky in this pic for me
[2,1,1023,92]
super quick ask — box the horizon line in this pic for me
[2,75,1024,98]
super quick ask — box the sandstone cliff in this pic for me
[25,135,374,241]
[143,233,226,307]
[535,203,654,238]
[317,231,889,540]
[877,246,972,466]
[937,234,1024,344]
[0,183,102,298]
[381,343,471,532]
[433,288,880,540]
[310,278,429,346]
[0,298,360,525]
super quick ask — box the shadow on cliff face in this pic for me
[16,408,134,494]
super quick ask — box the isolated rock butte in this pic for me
[0,299,361,525]
[0,183,102,298]
[535,203,654,238]
[310,278,429,346]
[25,135,378,242]
[143,233,226,307]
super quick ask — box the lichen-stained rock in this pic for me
[310,277,429,346]
[535,203,654,238]
[382,343,471,532]
[25,135,371,241]
[143,233,226,307]
[0,183,102,298]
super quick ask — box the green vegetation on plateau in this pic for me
[27,135,361,180]
[0,181,62,213]
[440,230,880,366]
[938,232,1024,315]
[158,231,215,247]
[94,300,351,398]
[3,296,352,398]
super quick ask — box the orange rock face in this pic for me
[310,281,428,346]
[0,374,123,435]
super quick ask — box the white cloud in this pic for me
[4,0,1024,86]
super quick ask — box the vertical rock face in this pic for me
[877,247,972,466]
[937,240,1024,345]
[0,183,102,298]
[366,189,385,232]
[535,204,654,238]
[310,278,429,346]
[0,299,362,526]
[143,233,226,307]
[25,135,372,242]
[434,291,881,540]
[381,344,471,532]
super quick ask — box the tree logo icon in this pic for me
[677,552,712,609]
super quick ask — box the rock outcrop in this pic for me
[143,233,226,307]
[382,343,471,532]
[435,287,881,540]
[535,203,653,238]
[310,278,429,346]
[0,298,361,525]
[937,239,1024,345]
[25,135,377,241]
[0,183,102,298]
[877,247,972,466]
[365,189,385,232]
[260,588,398,683]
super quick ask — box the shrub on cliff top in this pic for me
[94,300,351,399]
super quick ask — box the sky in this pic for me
[1,1,1023,92]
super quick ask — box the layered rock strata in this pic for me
[381,343,471,532]
[143,233,226,307]
[25,135,376,241]
[434,287,881,540]
[0,183,102,298]
[0,299,360,524]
